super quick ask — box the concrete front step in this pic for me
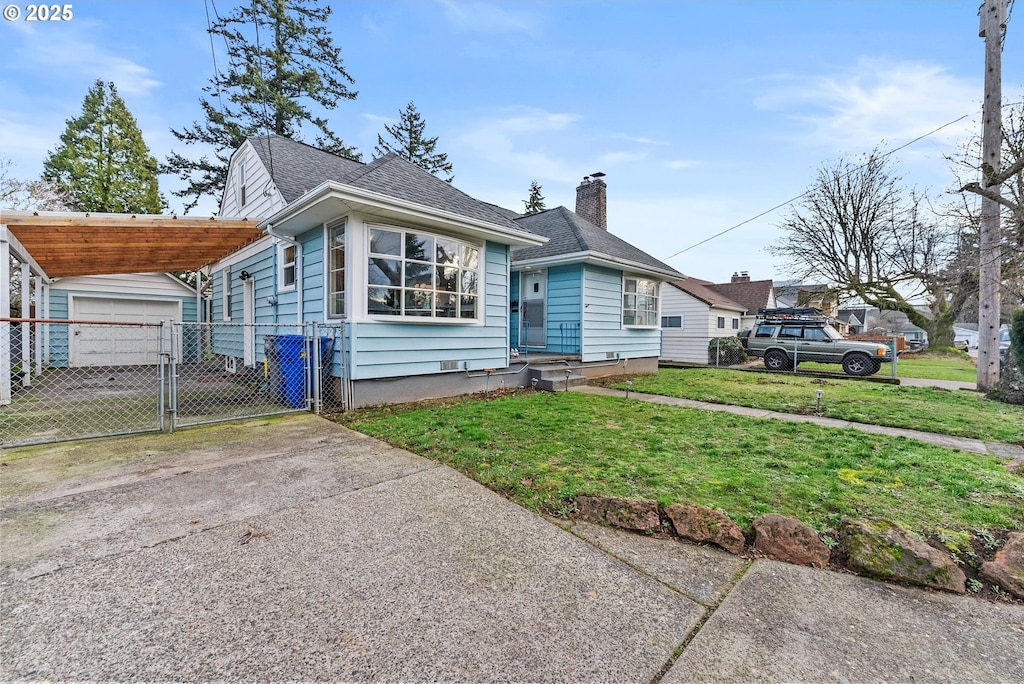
[528,363,588,392]
[534,374,588,392]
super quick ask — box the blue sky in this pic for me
[2,1,1020,282]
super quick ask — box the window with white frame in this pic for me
[367,225,480,319]
[623,277,658,327]
[661,315,682,329]
[732,318,740,329]
[238,163,247,208]
[222,268,232,321]
[327,219,346,317]
[717,316,725,329]
[279,244,296,290]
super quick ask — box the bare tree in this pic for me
[947,98,1024,321]
[769,150,966,347]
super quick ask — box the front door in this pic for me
[520,270,546,348]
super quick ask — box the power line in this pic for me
[662,113,970,261]
[202,0,225,118]
[250,0,274,181]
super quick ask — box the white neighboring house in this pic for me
[660,278,746,364]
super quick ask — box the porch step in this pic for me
[528,363,588,392]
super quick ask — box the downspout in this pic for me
[266,223,303,327]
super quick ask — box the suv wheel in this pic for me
[842,353,873,376]
[764,349,790,371]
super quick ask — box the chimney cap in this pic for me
[590,171,606,179]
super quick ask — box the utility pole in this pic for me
[977,0,1005,391]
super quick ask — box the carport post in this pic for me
[0,226,10,405]
[20,260,31,387]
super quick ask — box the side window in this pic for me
[779,326,803,339]
[222,268,232,321]
[804,328,827,340]
[661,315,682,328]
[755,325,776,338]
[732,318,739,330]
[717,316,725,329]
[279,244,296,290]
[238,163,247,208]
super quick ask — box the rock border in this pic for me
[572,495,1021,599]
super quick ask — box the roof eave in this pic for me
[513,250,683,280]
[261,181,547,247]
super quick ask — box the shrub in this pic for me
[708,336,747,366]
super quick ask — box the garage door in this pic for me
[70,297,179,367]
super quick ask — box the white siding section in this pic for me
[660,284,744,364]
[220,140,286,218]
[50,273,195,298]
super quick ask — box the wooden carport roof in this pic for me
[0,211,264,278]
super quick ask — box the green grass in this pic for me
[336,391,1024,537]
[799,350,978,383]
[605,368,1024,444]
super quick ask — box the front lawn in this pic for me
[799,350,977,383]
[603,368,1024,444]
[336,391,1024,539]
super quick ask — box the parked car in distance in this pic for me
[739,308,894,376]
[953,339,969,352]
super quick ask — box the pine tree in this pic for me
[523,180,546,215]
[374,101,454,182]
[42,80,165,214]
[164,0,359,212]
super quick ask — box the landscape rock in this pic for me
[840,519,966,594]
[980,532,1024,599]
[574,496,660,533]
[988,345,1024,405]
[751,514,830,567]
[663,503,745,554]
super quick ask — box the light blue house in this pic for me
[210,137,682,405]
[509,176,683,373]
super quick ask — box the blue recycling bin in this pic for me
[274,335,306,409]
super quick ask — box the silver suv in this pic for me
[739,309,893,376]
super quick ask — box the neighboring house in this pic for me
[659,272,775,364]
[861,308,929,347]
[774,281,839,318]
[837,308,868,335]
[953,323,979,348]
[508,176,682,369]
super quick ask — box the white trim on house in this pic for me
[260,181,546,249]
[512,250,681,282]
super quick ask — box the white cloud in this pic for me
[665,159,701,170]
[8,22,159,96]
[756,59,977,154]
[436,0,541,36]
[455,108,585,183]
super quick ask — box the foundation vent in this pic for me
[440,360,460,371]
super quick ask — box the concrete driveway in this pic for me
[2,414,1022,681]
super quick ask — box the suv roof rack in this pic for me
[756,307,831,323]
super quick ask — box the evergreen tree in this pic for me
[374,101,453,182]
[523,180,546,215]
[42,80,165,214]
[164,0,359,212]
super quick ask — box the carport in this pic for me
[1,210,262,405]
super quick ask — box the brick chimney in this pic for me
[575,172,607,230]
[731,271,750,283]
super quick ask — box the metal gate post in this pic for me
[159,320,166,432]
[311,321,322,414]
[168,322,178,432]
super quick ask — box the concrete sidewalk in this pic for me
[2,414,1022,681]
[574,385,1024,460]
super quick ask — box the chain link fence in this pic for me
[2,320,350,447]
[2,320,167,447]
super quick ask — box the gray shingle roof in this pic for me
[707,279,774,315]
[248,135,523,232]
[248,135,364,203]
[511,206,681,277]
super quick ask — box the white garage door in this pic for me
[70,297,180,367]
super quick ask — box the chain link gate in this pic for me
[2,320,351,447]
[1,319,167,447]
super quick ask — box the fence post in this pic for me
[168,322,178,433]
[793,341,799,373]
[891,335,898,380]
[311,321,321,414]
[159,320,166,432]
